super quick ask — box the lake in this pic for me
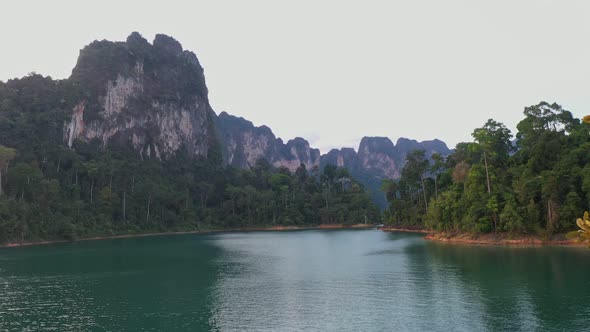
[0,229,589,331]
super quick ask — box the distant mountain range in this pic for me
[22,32,452,208]
[216,112,451,207]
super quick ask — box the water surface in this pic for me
[0,230,588,331]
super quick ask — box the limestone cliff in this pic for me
[214,111,451,208]
[321,137,451,208]
[64,32,216,159]
[215,112,320,172]
[57,32,451,208]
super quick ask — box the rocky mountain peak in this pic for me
[58,32,452,209]
[215,112,320,172]
[153,34,184,56]
[318,136,451,208]
[359,137,395,154]
[65,32,215,160]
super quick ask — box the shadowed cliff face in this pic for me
[214,112,320,172]
[64,32,216,160]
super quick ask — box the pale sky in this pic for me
[1,0,589,153]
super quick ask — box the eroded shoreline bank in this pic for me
[380,227,584,246]
[3,225,584,249]
[424,232,583,246]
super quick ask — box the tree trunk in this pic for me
[0,167,3,196]
[146,194,151,224]
[232,197,235,216]
[123,190,126,222]
[547,199,556,234]
[90,179,94,203]
[483,152,491,194]
[56,157,61,173]
[492,211,498,234]
[434,176,438,201]
[421,176,428,212]
[23,176,29,201]
[131,174,135,193]
[247,200,251,220]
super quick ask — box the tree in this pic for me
[472,119,513,194]
[85,161,98,204]
[471,120,513,233]
[402,150,430,212]
[452,161,470,191]
[430,153,445,200]
[0,146,16,196]
[8,163,42,201]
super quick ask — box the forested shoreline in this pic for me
[2,74,589,246]
[382,102,589,239]
[0,74,379,244]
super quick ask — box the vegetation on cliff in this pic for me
[0,74,378,244]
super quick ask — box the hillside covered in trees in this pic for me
[382,102,589,237]
[0,34,380,244]
[0,75,378,243]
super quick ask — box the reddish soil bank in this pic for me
[379,227,585,247]
[423,232,584,247]
[380,227,430,234]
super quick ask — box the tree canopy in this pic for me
[0,75,379,244]
[382,102,590,237]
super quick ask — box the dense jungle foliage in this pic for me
[382,102,590,237]
[0,74,379,243]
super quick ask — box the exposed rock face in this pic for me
[64,32,215,159]
[396,137,449,160]
[215,112,320,172]
[357,137,401,179]
[320,137,452,208]
[59,32,451,208]
[214,110,451,208]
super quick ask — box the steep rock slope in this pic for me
[5,32,450,209]
[321,137,452,208]
[215,111,320,172]
[64,32,217,160]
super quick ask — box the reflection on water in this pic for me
[208,231,590,331]
[0,230,589,331]
[209,230,411,331]
[419,242,590,331]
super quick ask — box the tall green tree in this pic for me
[0,146,16,196]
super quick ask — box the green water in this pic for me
[0,230,589,331]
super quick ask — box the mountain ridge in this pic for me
[215,111,451,207]
[3,32,452,207]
